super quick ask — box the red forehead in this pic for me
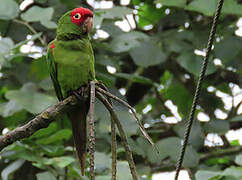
[70,7,93,17]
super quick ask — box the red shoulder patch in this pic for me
[50,43,55,49]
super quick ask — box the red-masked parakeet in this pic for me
[47,7,95,175]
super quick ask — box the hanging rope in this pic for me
[174,0,224,179]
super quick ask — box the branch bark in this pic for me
[0,96,77,152]
[200,146,242,162]
[150,146,242,173]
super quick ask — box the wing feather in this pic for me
[47,42,64,101]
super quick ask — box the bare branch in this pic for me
[13,19,47,46]
[96,92,139,180]
[0,96,77,152]
[89,81,96,180]
[97,83,117,180]
[200,146,242,162]
[95,86,157,151]
[111,114,117,180]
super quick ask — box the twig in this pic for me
[89,81,96,180]
[200,146,242,162]
[97,83,117,180]
[95,86,157,151]
[124,15,133,30]
[111,113,117,180]
[13,19,46,46]
[0,96,77,151]
[150,146,242,174]
[96,92,138,180]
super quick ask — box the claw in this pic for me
[72,91,84,101]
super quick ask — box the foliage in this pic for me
[0,0,241,179]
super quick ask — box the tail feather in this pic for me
[68,106,88,176]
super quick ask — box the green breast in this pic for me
[53,38,95,97]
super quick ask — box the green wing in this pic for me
[47,42,63,101]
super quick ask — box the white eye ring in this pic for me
[73,13,81,20]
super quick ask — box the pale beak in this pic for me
[83,17,93,33]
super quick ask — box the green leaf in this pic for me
[118,111,139,136]
[40,145,65,157]
[230,140,240,146]
[94,6,132,27]
[40,20,57,29]
[21,6,54,22]
[95,152,111,171]
[31,123,57,139]
[93,14,104,27]
[128,138,146,157]
[35,0,48,3]
[230,115,242,122]
[1,160,25,180]
[215,36,242,66]
[36,172,56,180]
[160,70,172,88]
[96,7,133,19]
[109,31,149,53]
[5,83,57,114]
[182,146,199,168]
[186,0,242,16]
[0,0,19,20]
[174,121,204,149]
[39,78,54,91]
[148,137,180,163]
[137,3,164,27]
[186,0,217,16]
[36,129,72,144]
[222,167,242,179]
[101,20,123,37]
[0,37,14,53]
[114,73,155,85]
[177,51,216,76]
[163,81,193,115]
[0,100,22,117]
[204,120,230,134]
[235,154,242,166]
[155,0,186,8]
[14,33,42,48]
[116,161,132,180]
[130,40,166,67]
[206,157,230,166]
[148,137,199,167]
[96,175,111,180]
[7,150,42,162]
[136,164,151,177]
[195,170,221,180]
[222,0,242,16]
[44,156,75,168]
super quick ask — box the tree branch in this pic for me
[150,146,242,173]
[200,146,242,162]
[0,96,77,152]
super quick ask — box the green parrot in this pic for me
[47,7,95,175]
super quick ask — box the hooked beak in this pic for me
[83,17,93,33]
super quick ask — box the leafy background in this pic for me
[0,0,242,179]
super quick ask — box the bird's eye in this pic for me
[73,13,81,20]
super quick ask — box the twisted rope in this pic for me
[174,0,224,179]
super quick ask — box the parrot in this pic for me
[46,7,95,175]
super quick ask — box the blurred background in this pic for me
[0,0,241,179]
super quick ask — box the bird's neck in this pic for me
[57,33,88,41]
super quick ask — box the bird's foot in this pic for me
[72,90,84,101]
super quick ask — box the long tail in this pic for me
[67,105,88,176]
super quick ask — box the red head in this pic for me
[70,7,93,33]
[70,7,93,26]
